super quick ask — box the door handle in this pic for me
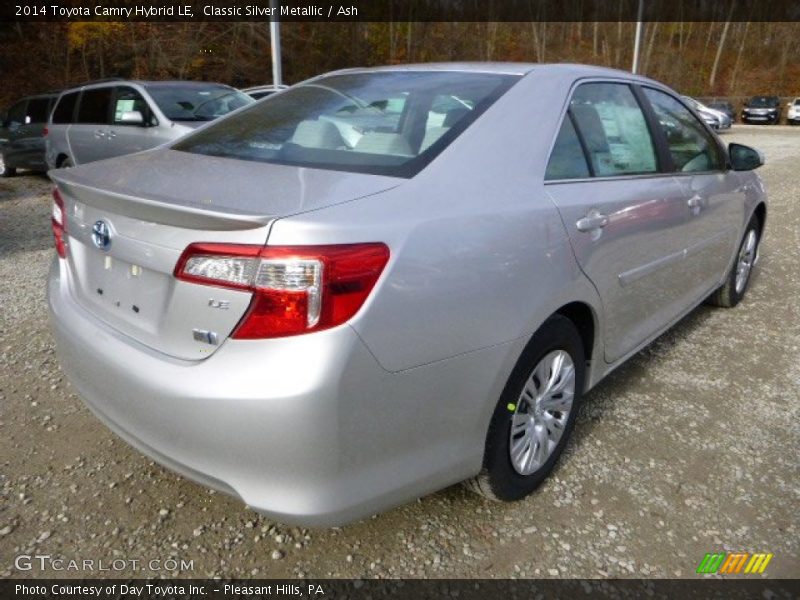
[107,130,116,139]
[94,130,106,139]
[687,195,703,209]
[576,211,610,232]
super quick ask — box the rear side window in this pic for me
[77,88,112,124]
[52,92,79,124]
[5,100,26,127]
[26,98,50,123]
[545,116,590,180]
[569,83,658,177]
[643,88,724,173]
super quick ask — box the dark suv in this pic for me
[0,93,58,176]
[741,96,781,125]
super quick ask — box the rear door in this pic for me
[641,88,742,301]
[545,81,693,363]
[106,86,174,158]
[68,87,113,164]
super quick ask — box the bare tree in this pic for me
[709,1,736,90]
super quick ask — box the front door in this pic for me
[642,88,744,299]
[105,86,173,159]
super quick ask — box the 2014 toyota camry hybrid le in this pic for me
[48,64,767,526]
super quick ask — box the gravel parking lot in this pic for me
[1,126,798,580]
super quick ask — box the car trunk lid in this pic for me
[49,149,401,360]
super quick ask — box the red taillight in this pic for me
[174,243,390,339]
[51,188,67,258]
[43,126,48,137]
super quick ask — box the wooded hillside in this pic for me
[1,21,798,106]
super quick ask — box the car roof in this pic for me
[59,80,235,93]
[319,62,665,87]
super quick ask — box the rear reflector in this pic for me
[174,243,390,339]
[51,188,67,258]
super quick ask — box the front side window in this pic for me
[146,85,253,122]
[545,116,590,180]
[643,88,724,173]
[173,71,519,178]
[52,92,79,124]
[569,83,658,176]
[77,88,112,124]
[113,87,154,125]
[26,98,50,123]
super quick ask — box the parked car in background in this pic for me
[787,98,800,125]
[241,84,289,100]
[48,64,767,525]
[46,79,253,168]
[681,95,731,131]
[0,92,58,176]
[706,100,736,123]
[742,96,781,124]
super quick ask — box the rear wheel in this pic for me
[59,157,73,169]
[0,153,16,177]
[707,216,761,308]
[465,315,585,501]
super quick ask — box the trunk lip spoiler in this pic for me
[49,171,275,231]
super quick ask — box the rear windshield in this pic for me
[748,96,779,107]
[173,71,520,178]
[146,85,253,121]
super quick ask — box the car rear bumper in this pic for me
[47,258,491,525]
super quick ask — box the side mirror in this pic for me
[729,143,764,171]
[119,110,144,125]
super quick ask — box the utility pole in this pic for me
[270,0,283,85]
[631,0,644,74]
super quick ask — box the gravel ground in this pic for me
[0,126,798,580]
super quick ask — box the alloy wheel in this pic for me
[509,350,576,476]
[735,229,757,295]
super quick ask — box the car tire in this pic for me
[707,216,761,308]
[59,157,73,169]
[0,154,16,177]
[464,314,585,502]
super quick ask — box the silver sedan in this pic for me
[48,63,767,525]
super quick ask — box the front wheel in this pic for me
[707,216,761,308]
[465,315,585,501]
[0,153,16,177]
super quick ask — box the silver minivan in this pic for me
[46,79,253,168]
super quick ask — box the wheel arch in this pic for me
[554,301,597,368]
[753,201,766,236]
